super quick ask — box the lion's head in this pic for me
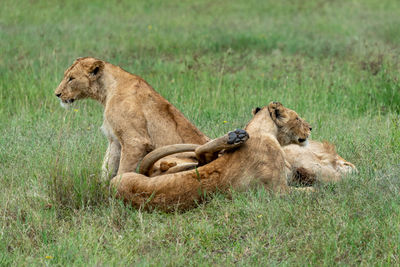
[266,102,312,146]
[54,57,105,108]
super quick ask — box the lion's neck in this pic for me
[92,64,130,106]
[244,109,278,139]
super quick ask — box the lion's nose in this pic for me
[55,93,61,97]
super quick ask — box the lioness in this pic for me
[139,115,356,184]
[144,139,357,185]
[110,102,312,211]
[54,57,209,179]
[284,141,357,185]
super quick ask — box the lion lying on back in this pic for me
[284,141,356,185]
[142,118,356,186]
[111,102,313,211]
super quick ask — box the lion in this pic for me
[139,116,356,185]
[284,140,357,185]
[146,140,357,185]
[146,139,357,185]
[110,102,312,211]
[54,57,209,179]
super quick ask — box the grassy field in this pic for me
[1,0,400,265]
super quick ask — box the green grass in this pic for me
[1,0,400,265]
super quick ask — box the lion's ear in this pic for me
[252,107,262,116]
[268,102,287,126]
[268,102,282,118]
[89,61,104,76]
[85,60,104,78]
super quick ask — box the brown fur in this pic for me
[284,140,357,184]
[149,153,198,176]
[54,57,209,179]
[146,109,356,185]
[110,102,312,212]
[149,152,198,176]
[139,130,249,176]
[148,102,313,177]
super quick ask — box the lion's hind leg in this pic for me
[195,129,249,165]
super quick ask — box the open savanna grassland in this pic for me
[1,0,400,265]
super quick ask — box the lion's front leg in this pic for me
[101,139,121,181]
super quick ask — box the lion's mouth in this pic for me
[62,99,75,104]
[59,99,75,109]
[298,138,309,147]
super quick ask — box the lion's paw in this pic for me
[227,129,249,145]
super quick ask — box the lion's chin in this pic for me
[299,139,309,147]
[59,99,72,109]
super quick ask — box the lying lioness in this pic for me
[110,102,312,211]
[145,138,358,185]
[139,115,357,185]
[284,141,357,185]
[54,57,209,179]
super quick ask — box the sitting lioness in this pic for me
[110,102,312,211]
[54,57,209,179]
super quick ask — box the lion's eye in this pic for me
[68,77,75,82]
[296,117,299,121]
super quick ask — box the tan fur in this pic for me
[284,140,357,184]
[54,57,209,179]
[140,130,249,176]
[146,107,356,185]
[139,144,200,176]
[148,103,313,177]
[110,102,312,212]
[150,152,198,176]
